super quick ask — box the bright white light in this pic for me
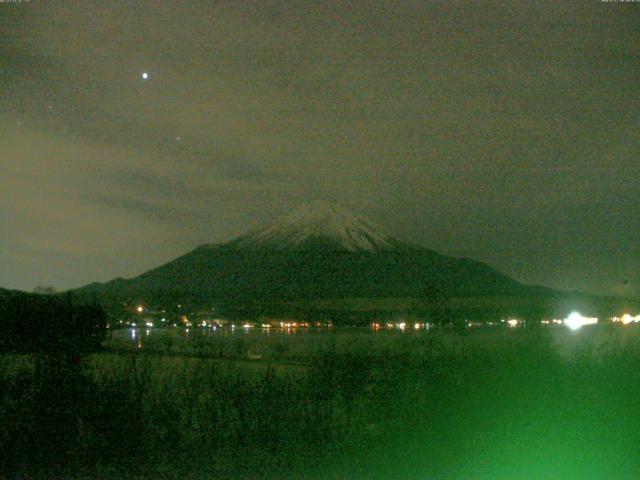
[507,319,519,328]
[142,72,149,80]
[136,305,144,313]
[564,311,598,330]
[397,322,406,330]
[145,321,153,327]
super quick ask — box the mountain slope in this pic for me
[75,201,534,309]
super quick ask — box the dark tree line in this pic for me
[0,291,107,355]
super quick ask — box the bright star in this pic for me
[142,72,149,80]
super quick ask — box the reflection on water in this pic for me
[107,321,631,362]
[112,323,414,352]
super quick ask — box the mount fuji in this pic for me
[74,201,573,318]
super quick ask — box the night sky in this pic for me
[1,1,639,296]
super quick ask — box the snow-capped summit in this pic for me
[231,200,397,252]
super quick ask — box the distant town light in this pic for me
[612,313,640,325]
[506,319,520,328]
[136,305,144,313]
[622,314,635,325]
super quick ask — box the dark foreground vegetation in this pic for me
[2,322,640,479]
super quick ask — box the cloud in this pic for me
[1,0,639,293]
